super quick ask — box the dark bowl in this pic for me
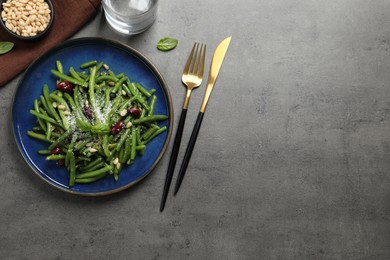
[0,0,54,41]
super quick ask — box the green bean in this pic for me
[38,150,51,155]
[76,165,112,179]
[30,110,58,125]
[111,76,127,93]
[108,70,118,79]
[43,84,62,125]
[69,67,84,82]
[102,135,110,158]
[56,60,64,74]
[51,70,87,87]
[144,126,167,144]
[136,126,142,146]
[96,74,118,84]
[67,150,76,186]
[116,72,125,79]
[74,139,91,151]
[89,66,97,99]
[80,60,97,69]
[141,124,159,141]
[80,157,102,171]
[27,131,49,142]
[116,128,131,152]
[75,156,91,163]
[95,61,104,75]
[75,173,107,183]
[77,71,88,80]
[63,93,80,118]
[134,83,151,98]
[58,110,70,130]
[135,95,150,111]
[46,154,66,160]
[126,80,139,96]
[81,159,104,173]
[46,122,52,140]
[136,145,146,152]
[120,136,132,164]
[34,99,47,132]
[149,95,157,116]
[130,126,137,161]
[133,115,168,125]
[48,129,72,150]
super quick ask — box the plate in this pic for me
[11,37,173,196]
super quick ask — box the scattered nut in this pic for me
[89,148,97,153]
[113,157,119,165]
[126,122,132,128]
[119,109,127,117]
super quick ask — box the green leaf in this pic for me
[0,41,14,55]
[76,118,92,132]
[157,37,178,51]
[91,123,110,134]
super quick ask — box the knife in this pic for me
[173,36,232,195]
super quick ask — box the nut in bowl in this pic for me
[0,0,54,40]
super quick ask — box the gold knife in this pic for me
[173,36,232,195]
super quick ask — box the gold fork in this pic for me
[160,42,206,212]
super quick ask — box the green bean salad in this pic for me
[28,60,168,186]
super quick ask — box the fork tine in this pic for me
[183,42,198,75]
[189,43,199,74]
[191,43,201,74]
[198,44,206,78]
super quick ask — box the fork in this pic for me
[160,42,206,212]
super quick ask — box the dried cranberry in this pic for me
[56,81,74,93]
[111,121,124,135]
[83,105,94,120]
[128,107,142,118]
[57,159,65,166]
[51,147,62,155]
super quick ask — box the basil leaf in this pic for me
[157,37,178,51]
[0,41,14,55]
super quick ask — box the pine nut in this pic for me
[119,109,127,117]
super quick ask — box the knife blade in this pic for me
[199,36,232,112]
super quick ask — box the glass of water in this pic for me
[102,0,158,35]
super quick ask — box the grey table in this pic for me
[1,0,390,259]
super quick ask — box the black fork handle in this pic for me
[160,108,188,211]
[173,111,204,195]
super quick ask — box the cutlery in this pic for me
[173,36,232,195]
[160,42,206,212]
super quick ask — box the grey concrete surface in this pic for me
[1,0,390,259]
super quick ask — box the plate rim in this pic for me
[11,37,174,196]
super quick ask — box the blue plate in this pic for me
[12,37,173,196]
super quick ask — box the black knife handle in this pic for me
[160,108,188,211]
[173,111,204,195]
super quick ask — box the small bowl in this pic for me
[0,0,54,41]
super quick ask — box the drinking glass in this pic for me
[102,0,158,35]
